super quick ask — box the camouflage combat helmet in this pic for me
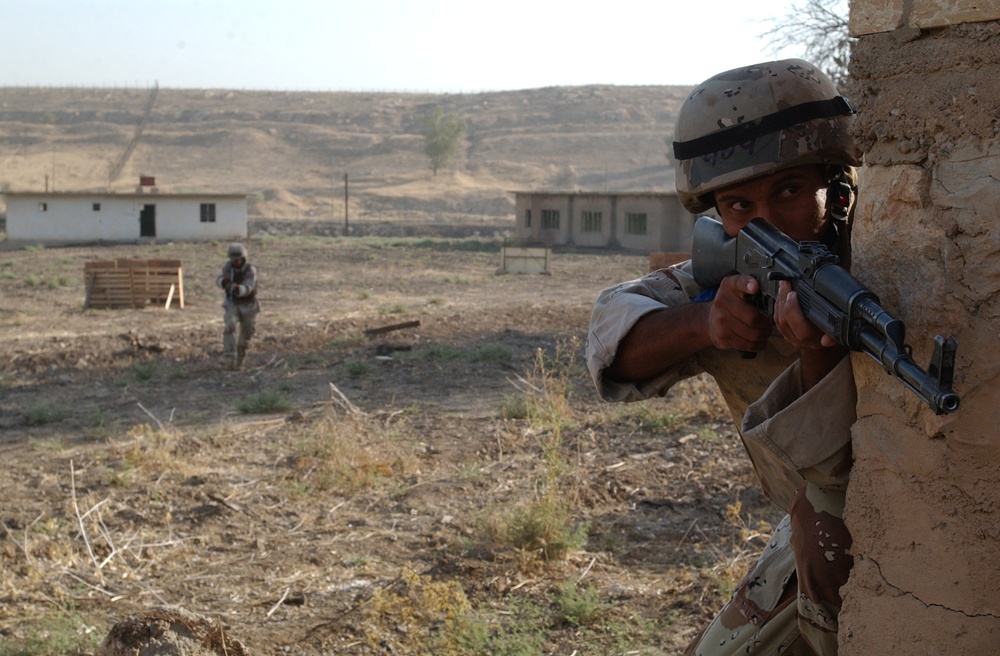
[672,59,863,214]
[227,243,248,259]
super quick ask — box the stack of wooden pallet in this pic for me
[648,251,691,271]
[84,259,185,310]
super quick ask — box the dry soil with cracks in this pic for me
[0,236,782,655]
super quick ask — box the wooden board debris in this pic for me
[363,319,420,337]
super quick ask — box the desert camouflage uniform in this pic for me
[217,258,259,370]
[586,260,855,656]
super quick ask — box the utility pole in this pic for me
[344,172,349,236]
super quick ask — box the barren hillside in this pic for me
[0,85,689,227]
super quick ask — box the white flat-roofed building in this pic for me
[3,183,247,244]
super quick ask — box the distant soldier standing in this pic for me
[217,242,259,370]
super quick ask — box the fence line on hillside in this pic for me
[107,82,159,185]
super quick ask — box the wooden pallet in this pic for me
[84,259,185,310]
[648,251,690,271]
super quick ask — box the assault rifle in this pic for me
[221,276,236,301]
[691,216,960,415]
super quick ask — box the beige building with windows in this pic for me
[512,191,700,253]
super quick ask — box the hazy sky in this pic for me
[1,0,804,92]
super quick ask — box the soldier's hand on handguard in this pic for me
[709,274,772,354]
[772,280,838,351]
[774,280,847,390]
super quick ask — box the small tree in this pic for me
[761,0,854,88]
[420,106,466,176]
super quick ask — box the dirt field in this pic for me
[0,235,782,655]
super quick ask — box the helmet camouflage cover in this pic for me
[672,59,863,214]
[227,242,248,259]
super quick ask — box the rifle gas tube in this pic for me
[691,216,960,415]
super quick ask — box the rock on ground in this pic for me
[98,607,249,656]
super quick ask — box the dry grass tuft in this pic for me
[362,566,473,655]
[285,409,420,495]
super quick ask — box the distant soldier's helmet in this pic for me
[227,243,248,259]
[672,58,863,214]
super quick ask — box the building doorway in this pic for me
[139,204,156,237]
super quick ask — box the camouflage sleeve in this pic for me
[585,262,707,403]
[238,264,258,295]
[741,356,856,499]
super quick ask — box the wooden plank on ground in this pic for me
[176,267,185,308]
[364,320,421,337]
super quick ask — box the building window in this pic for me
[38,202,48,212]
[541,209,560,230]
[581,210,602,232]
[92,203,101,211]
[524,209,532,228]
[200,203,217,223]
[625,212,647,235]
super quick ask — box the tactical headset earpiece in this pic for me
[827,179,853,222]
